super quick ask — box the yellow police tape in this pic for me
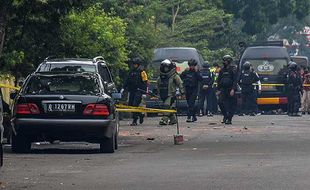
[0,84,20,90]
[116,104,176,113]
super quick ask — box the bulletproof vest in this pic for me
[183,71,198,88]
[159,74,169,100]
[201,70,212,85]
[127,69,142,90]
[220,68,233,88]
[288,71,301,90]
[240,70,254,93]
[240,70,253,85]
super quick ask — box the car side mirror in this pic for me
[112,93,122,100]
[10,92,17,100]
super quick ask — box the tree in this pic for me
[60,5,127,84]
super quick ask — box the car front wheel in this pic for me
[11,132,31,153]
[100,135,115,153]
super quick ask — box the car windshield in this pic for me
[25,75,101,95]
[244,59,288,76]
[39,64,96,72]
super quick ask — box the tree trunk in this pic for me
[0,2,9,56]
[171,3,180,32]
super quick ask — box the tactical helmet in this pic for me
[223,55,233,63]
[132,57,143,65]
[188,59,198,66]
[202,61,210,68]
[243,61,251,70]
[288,61,297,71]
[160,59,174,73]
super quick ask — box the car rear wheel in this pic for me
[100,135,115,153]
[0,144,3,167]
[11,133,31,153]
[114,133,118,150]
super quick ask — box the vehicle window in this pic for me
[291,57,308,68]
[98,65,112,83]
[39,64,96,72]
[244,59,288,76]
[153,49,198,61]
[25,75,101,95]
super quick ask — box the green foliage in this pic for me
[60,5,128,84]
[2,0,310,84]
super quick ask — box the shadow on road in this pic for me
[3,145,104,155]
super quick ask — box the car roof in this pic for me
[153,47,200,62]
[241,46,290,60]
[291,55,308,60]
[41,58,106,66]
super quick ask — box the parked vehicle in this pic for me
[290,56,309,69]
[36,56,117,95]
[238,41,290,111]
[147,47,205,112]
[0,96,3,166]
[10,72,120,153]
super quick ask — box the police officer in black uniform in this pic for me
[238,61,260,116]
[286,61,303,117]
[198,61,215,116]
[180,59,203,122]
[123,58,148,125]
[217,55,238,124]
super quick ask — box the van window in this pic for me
[245,59,287,76]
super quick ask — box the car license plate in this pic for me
[47,103,76,112]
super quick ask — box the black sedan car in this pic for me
[10,72,119,153]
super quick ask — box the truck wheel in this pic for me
[100,135,115,153]
[11,133,31,153]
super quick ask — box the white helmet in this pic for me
[161,59,172,65]
[160,59,174,73]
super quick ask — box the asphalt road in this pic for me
[1,114,310,190]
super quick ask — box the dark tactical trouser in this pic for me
[210,88,218,113]
[198,87,214,115]
[287,90,301,114]
[159,96,176,124]
[185,87,198,118]
[128,90,143,123]
[218,89,237,121]
[241,91,256,114]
